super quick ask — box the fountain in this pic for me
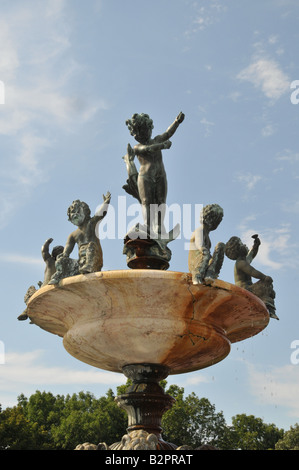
[22,112,276,450]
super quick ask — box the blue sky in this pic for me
[0,0,299,433]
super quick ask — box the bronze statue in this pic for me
[188,204,225,284]
[225,235,278,320]
[124,112,184,237]
[123,113,184,269]
[49,192,111,285]
[41,238,64,286]
[18,238,64,320]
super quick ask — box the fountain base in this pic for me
[26,270,270,450]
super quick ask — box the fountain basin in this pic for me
[27,270,269,375]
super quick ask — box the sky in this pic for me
[0,0,299,435]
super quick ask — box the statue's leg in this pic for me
[205,242,225,281]
[155,176,167,236]
[137,175,156,237]
[49,257,79,284]
[79,243,103,273]
[250,280,278,319]
[190,248,210,284]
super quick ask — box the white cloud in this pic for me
[281,200,299,214]
[268,35,278,45]
[238,221,297,271]
[200,117,215,137]
[229,91,241,102]
[276,149,299,163]
[185,1,227,35]
[0,253,43,266]
[185,374,210,386]
[247,361,299,420]
[235,172,262,191]
[0,1,107,230]
[237,58,289,100]
[261,124,275,137]
[0,350,125,407]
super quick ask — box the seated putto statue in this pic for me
[225,234,278,320]
[41,238,64,286]
[18,238,64,320]
[188,204,225,284]
[49,192,111,285]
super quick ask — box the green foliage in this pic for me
[228,414,284,450]
[0,389,127,450]
[0,405,49,450]
[0,384,288,450]
[275,424,299,450]
[161,385,228,448]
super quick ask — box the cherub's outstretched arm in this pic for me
[155,112,185,142]
[237,259,272,282]
[94,191,111,223]
[135,140,172,155]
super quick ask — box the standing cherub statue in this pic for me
[49,192,111,285]
[188,204,225,284]
[124,112,185,238]
[225,234,278,320]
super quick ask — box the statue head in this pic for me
[126,113,154,143]
[225,236,248,260]
[200,204,223,231]
[67,200,91,226]
[51,245,64,260]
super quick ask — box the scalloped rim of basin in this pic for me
[27,270,270,374]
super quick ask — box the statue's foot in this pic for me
[192,275,204,285]
[203,277,215,285]
[18,311,28,321]
[269,311,279,320]
[48,276,60,285]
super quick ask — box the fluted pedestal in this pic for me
[115,364,176,449]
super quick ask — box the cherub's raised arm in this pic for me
[94,191,111,223]
[246,236,260,263]
[41,238,53,261]
[155,112,185,143]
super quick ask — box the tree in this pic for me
[1,389,127,450]
[229,414,284,450]
[275,424,299,450]
[19,390,65,430]
[161,384,228,448]
[48,390,127,449]
[0,387,286,450]
[0,405,48,450]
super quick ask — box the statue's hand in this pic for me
[176,112,185,124]
[103,191,111,204]
[123,144,135,163]
[164,140,172,149]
